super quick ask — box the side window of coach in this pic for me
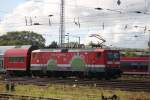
[8,57,24,62]
[8,57,14,62]
[19,57,24,62]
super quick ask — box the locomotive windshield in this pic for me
[107,52,120,60]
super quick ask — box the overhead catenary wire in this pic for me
[2,18,150,30]
[2,12,150,27]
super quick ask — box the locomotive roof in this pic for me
[13,45,33,49]
[32,48,118,52]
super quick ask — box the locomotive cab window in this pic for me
[107,53,113,60]
[114,53,120,59]
[107,53,120,60]
[96,52,101,58]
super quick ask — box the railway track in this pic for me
[1,77,150,92]
[0,93,61,100]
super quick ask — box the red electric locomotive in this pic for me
[120,56,149,75]
[30,48,121,78]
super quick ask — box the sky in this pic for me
[0,0,26,16]
[0,0,150,49]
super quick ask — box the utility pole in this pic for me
[25,16,27,26]
[67,33,69,47]
[72,35,80,48]
[59,0,65,48]
[48,15,53,26]
[78,36,80,48]
[65,33,69,48]
[30,17,32,26]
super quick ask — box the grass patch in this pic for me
[0,83,150,100]
[0,83,6,92]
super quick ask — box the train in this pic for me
[3,45,121,79]
[0,45,149,77]
[120,56,149,75]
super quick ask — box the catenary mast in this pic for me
[59,0,65,48]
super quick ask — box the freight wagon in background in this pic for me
[4,45,121,79]
[120,56,149,75]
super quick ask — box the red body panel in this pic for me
[4,48,29,70]
[31,51,104,65]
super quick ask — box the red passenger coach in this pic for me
[4,45,38,72]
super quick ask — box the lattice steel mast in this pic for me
[59,0,65,47]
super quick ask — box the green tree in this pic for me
[88,41,94,46]
[48,41,58,48]
[0,31,45,47]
